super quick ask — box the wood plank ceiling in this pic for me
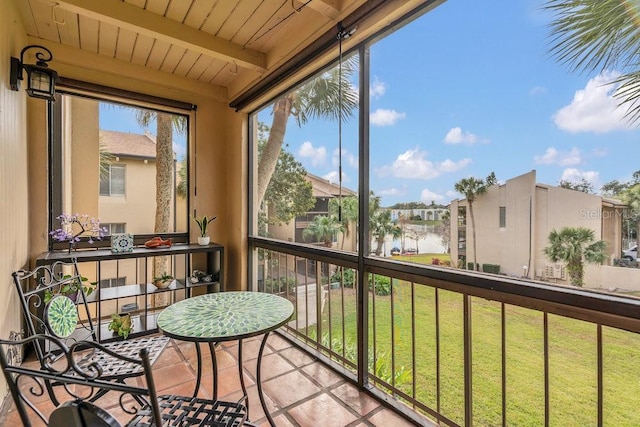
[14,0,370,104]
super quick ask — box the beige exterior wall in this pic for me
[99,157,160,233]
[0,0,29,402]
[450,170,624,286]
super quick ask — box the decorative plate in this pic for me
[46,295,78,338]
[111,233,133,253]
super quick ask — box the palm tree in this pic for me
[545,0,640,124]
[454,172,497,270]
[303,215,344,247]
[329,195,359,250]
[257,56,358,205]
[370,210,402,256]
[543,227,607,287]
[135,110,186,285]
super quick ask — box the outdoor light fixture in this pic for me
[10,45,58,101]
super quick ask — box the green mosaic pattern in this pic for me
[157,292,294,341]
[46,296,78,338]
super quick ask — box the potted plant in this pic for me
[44,275,96,304]
[153,273,174,289]
[108,313,133,339]
[193,215,217,245]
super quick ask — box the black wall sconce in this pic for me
[10,45,58,101]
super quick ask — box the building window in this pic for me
[100,164,126,196]
[499,207,506,228]
[99,277,126,288]
[102,223,126,235]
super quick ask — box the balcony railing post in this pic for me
[464,295,472,427]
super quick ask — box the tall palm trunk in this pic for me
[257,96,293,205]
[154,113,173,302]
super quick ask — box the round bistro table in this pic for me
[157,291,294,427]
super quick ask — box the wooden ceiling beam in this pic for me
[55,0,267,71]
[294,0,341,19]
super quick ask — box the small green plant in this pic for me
[368,275,392,296]
[330,268,356,288]
[193,215,217,237]
[44,275,96,304]
[264,276,296,294]
[482,263,500,274]
[108,313,133,339]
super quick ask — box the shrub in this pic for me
[369,275,392,296]
[467,262,479,271]
[330,268,356,288]
[264,276,296,294]
[482,263,500,274]
[431,258,441,265]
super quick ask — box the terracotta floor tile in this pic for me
[279,346,316,367]
[367,407,426,426]
[262,370,322,408]
[331,383,380,416]
[1,334,422,427]
[245,352,296,381]
[302,361,345,388]
[288,392,358,427]
[266,334,294,351]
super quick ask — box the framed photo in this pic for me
[111,233,133,253]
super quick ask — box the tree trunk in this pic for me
[154,113,173,305]
[257,96,293,205]
[567,259,584,287]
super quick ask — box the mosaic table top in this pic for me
[157,292,294,342]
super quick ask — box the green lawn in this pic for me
[309,264,640,426]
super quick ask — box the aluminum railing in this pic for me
[250,237,640,426]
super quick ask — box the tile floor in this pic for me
[1,333,427,426]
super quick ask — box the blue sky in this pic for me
[101,0,639,209]
[259,0,639,207]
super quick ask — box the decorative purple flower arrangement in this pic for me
[50,213,107,252]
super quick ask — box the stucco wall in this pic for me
[0,0,29,404]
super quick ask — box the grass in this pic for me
[305,254,640,426]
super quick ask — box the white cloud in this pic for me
[443,127,485,145]
[529,85,548,96]
[420,189,445,203]
[298,141,327,166]
[332,148,358,169]
[370,77,386,98]
[534,147,581,166]
[376,148,471,180]
[323,171,340,184]
[370,109,406,126]
[560,168,600,188]
[553,71,634,133]
[379,187,403,197]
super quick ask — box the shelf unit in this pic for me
[36,243,224,342]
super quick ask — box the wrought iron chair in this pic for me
[11,260,170,405]
[0,333,248,426]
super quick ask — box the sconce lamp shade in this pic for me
[9,45,58,101]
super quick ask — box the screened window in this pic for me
[51,92,191,243]
[102,223,126,235]
[499,207,506,228]
[100,165,126,196]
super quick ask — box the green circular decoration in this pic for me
[157,292,294,342]
[46,295,78,338]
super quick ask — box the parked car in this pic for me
[623,245,638,261]
[390,247,401,256]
